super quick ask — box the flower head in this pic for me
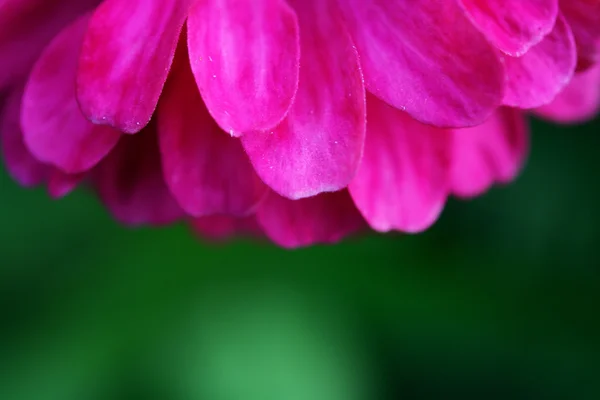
[1,0,599,248]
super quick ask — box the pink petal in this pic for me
[560,0,600,70]
[451,108,529,198]
[349,95,451,233]
[256,190,364,249]
[459,0,558,56]
[503,14,577,109]
[21,15,121,174]
[0,0,99,89]
[191,215,262,241]
[94,124,185,227]
[0,87,49,186]
[187,0,300,136]
[157,50,268,217]
[534,63,600,123]
[76,0,191,134]
[338,0,504,128]
[242,0,366,199]
[48,171,83,199]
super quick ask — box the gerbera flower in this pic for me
[1,0,599,248]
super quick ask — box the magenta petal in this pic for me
[187,0,300,136]
[503,14,576,109]
[48,171,83,199]
[0,0,98,89]
[451,108,529,198]
[94,125,184,227]
[256,190,364,249]
[242,0,366,199]
[459,0,558,56]
[560,0,600,70]
[192,215,262,241]
[534,63,600,123]
[21,15,121,174]
[0,87,49,186]
[77,0,191,133]
[338,0,504,127]
[349,95,451,233]
[157,53,267,217]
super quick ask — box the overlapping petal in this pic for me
[192,215,262,241]
[158,49,267,217]
[0,0,99,89]
[21,15,121,174]
[338,0,505,127]
[242,0,366,199]
[451,108,529,197]
[459,0,558,56]
[47,171,82,199]
[0,87,49,186]
[94,125,184,226]
[77,0,191,133]
[256,190,364,248]
[187,0,300,135]
[349,95,451,233]
[559,0,600,70]
[503,15,576,109]
[535,64,600,123]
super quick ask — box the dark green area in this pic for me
[0,117,598,399]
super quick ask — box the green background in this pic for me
[1,117,598,399]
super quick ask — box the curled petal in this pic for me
[338,0,504,127]
[21,15,121,174]
[451,108,529,198]
[243,0,366,199]
[77,0,191,133]
[187,0,300,135]
[158,50,267,217]
[256,190,364,249]
[349,95,451,233]
[459,0,558,56]
[503,14,576,109]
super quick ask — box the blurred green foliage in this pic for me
[0,117,599,399]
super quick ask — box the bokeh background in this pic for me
[1,116,598,400]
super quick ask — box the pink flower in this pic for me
[1,0,599,248]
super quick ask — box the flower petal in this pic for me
[534,64,600,123]
[560,0,600,70]
[0,0,98,89]
[242,0,366,199]
[256,190,364,249]
[349,95,451,233]
[187,0,300,136]
[338,0,504,127]
[0,87,49,186]
[157,51,268,217]
[48,171,83,199]
[94,125,185,227]
[503,14,576,109]
[21,15,121,174]
[77,0,191,133]
[451,108,529,198]
[459,0,558,56]
[191,215,262,241]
